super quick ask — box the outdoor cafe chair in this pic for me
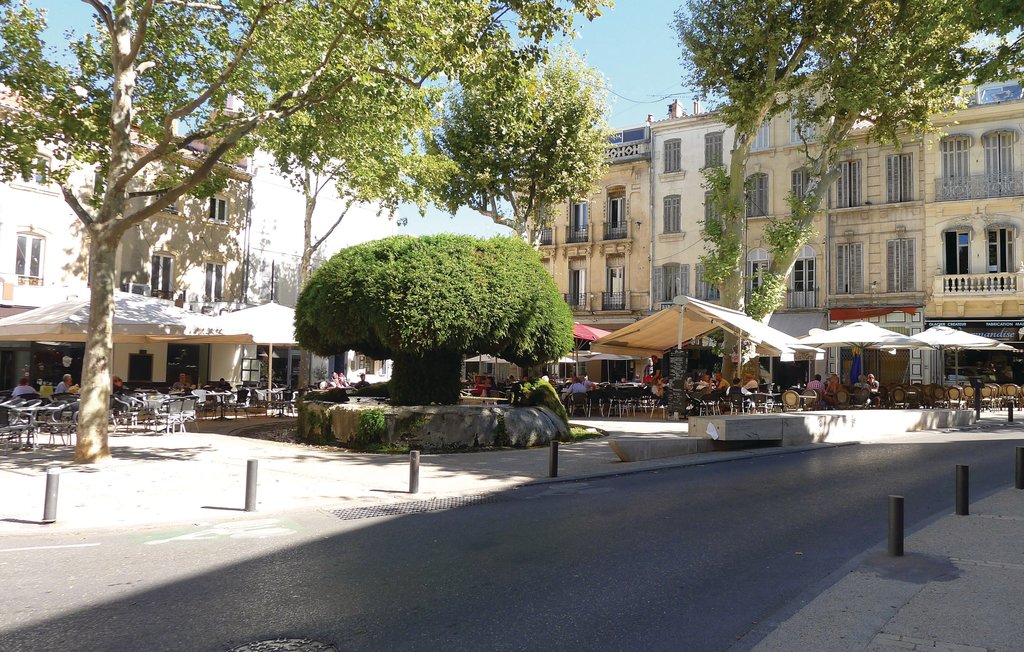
[945,385,964,409]
[834,388,851,409]
[0,404,34,450]
[157,397,188,434]
[567,393,590,418]
[781,390,801,412]
[1000,384,1019,409]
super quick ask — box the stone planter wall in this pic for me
[298,401,569,450]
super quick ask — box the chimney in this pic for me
[646,113,653,124]
[667,99,686,119]
[693,99,702,115]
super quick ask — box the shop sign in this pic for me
[925,319,1024,341]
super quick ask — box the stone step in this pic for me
[608,437,712,462]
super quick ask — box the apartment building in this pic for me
[922,80,1024,382]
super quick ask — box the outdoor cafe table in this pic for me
[202,391,234,420]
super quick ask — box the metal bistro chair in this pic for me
[781,390,801,412]
[0,403,34,449]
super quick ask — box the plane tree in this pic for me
[0,0,606,463]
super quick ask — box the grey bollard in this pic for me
[888,495,904,557]
[41,467,61,524]
[549,440,559,478]
[956,464,969,516]
[1016,447,1024,490]
[244,459,258,512]
[1009,400,1014,423]
[409,451,420,494]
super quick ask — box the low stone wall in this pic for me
[299,401,568,450]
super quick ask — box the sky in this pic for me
[31,1,691,238]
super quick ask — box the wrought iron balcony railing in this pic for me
[934,172,1024,201]
[603,224,628,240]
[538,228,553,245]
[565,226,589,244]
[787,287,819,308]
[563,292,587,309]
[602,291,626,311]
[151,289,174,300]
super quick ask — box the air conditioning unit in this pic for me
[128,283,150,296]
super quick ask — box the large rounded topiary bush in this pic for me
[295,235,573,405]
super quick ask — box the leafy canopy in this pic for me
[295,235,574,367]
[427,49,611,236]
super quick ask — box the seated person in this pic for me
[742,375,759,391]
[353,373,370,389]
[866,373,881,406]
[214,377,233,391]
[562,376,589,405]
[822,374,841,408]
[806,374,826,395]
[112,375,127,394]
[12,377,38,398]
[171,373,192,392]
[55,374,74,394]
[713,372,730,392]
[650,374,667,406]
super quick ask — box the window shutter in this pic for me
[886,156,897,203]
[653,266,664,303]
[836,162,848,207]
[900,154,913,201]
[902,239,915,291]
[680,264,690,298]
[696,263,706,299]
[852,243,864,293]
[836,245,848,293]
[851,162,861,206]
[886,240,897,292]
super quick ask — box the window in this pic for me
[606,188,625,238]
[28,156,49,185]
[943,231,970,275]
[664,138,681,173]
[663,195,681,233]
[983,131,1014,181]
[151,254,174,298]
[208,197,227,223]
[941,136,970,179]
[567,258,586,308]
[15,234,43,279]
[746,173,768,217]
[205,262,225,301]
[987,228,1014,273]
[887,239,915,292]
[703,191,720,230]
[605,255,626,310]
[571,202,588,230]
[747,248,770,294]
[790,245,816,308]
[790,108,815,144]
[791,168,810,200]
[654,263,690,304]
[835,160,862,208]
[704,132,723,167]
[696,263,720,301]
[835,242,864,294]
[886,153,914,203]
[751,121,771,151]
[977,81,1023,104]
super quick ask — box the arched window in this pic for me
[606,186,626,238]
[747,247,770,292]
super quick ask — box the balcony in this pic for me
[563,292,587,310]
[605,140,650,162]
[538,228,553,245]
[934,172,1024,201]
[565,226,589,244]
[602,291,626,311]
[603,224,628,240]
[787,288,819,309]
[936,272,1020,295]
[17,275,43,286]
[151,288,175,300]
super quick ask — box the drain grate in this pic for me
[227,638,335,652]
[330,494,500,521]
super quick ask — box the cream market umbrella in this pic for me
[0,292,253,344]
[798,321,927,350]
[912,326,1017,381]
[219,301,298,394]
[592,295,824,361]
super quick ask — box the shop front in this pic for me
[925,319,1024,383]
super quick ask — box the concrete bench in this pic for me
[608,437,712,462]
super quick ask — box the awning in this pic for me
[767,312,827,339]
[830,306,917,321]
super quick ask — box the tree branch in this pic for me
[61,186,96,226]
[126,0,156,67]
[310,198,353,252]
[81,0,114,35]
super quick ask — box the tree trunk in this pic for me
[74,233,120,463]
[390,350,463,405]
[297,177,316,389]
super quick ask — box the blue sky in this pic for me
[32,1,691,238]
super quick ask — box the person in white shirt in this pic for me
[55,374,73,394]
[12,378,37,397]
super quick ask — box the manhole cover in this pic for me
[330,494,500,521]
[227,638,335,652]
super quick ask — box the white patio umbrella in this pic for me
[219,301,297,394]
[798,321,927,349]
[0,292,252,344]
[911,326,1017,381]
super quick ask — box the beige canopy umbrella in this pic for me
[219,301,298,394]
[0,292,253,344]
[592,295,823,361]
[912,326,1017,381]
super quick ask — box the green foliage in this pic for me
[428,48,612,235]
[511,380,569,427]
[296,235,573,405]
[746,272,787,322]
[355,408,388,446]
[493,412,510,447]
[296,403,334,446]
[300,388,350,404]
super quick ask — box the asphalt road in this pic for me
[1,433,1022,652]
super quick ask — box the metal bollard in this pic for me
[549,440,559,478]
[888,495,904,557]
[956,464,969,516]
[1009,401,1014,423]
[975,389,981,421]
[41,467,61,524]
[1016,447,1023,490]
[244,459,258,512]
[409,451,420,494]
